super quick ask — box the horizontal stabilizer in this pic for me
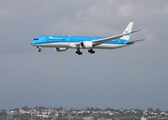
[126,39,145,44]
[131,39,145,42]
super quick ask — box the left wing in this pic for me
[71,22,142,48]
[92,29,141,47]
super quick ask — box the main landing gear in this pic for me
[75,49,95,55]
[88,49,95,54]
[37,46,41,52]
[76,49,82,55]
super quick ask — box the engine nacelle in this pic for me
[80,41,93,48]
[55,48,68,52]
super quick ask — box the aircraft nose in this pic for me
[31,41,34,45]
[31,40,36,45]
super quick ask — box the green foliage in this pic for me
[0,109,7,116]
[0,107,167,120]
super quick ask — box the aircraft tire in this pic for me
[88,49,95,54]
[38,49,41,52]
[79,52,82,55]
[91,51,95,54]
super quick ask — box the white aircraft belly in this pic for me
[94,44,128,49]
[34,42,128,49]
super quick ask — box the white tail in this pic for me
[120,22,134,40]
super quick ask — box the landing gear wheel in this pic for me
[91,51,95,54]
[37,46,41,52]
[38,49,41,52]
[76,49,82,55]
[78,52,82,55]
[88,49,95,54]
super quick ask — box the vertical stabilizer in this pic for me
[120,22,134,40]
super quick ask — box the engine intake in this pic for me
[81,41,93,48]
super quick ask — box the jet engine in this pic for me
[55,48,68,52]
[80,41,93,48]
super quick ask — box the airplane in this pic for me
[31,22,144,55]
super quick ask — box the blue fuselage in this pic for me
[31,35,129,49]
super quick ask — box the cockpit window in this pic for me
[34,38,38,40]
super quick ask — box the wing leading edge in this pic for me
[92,22,142,46]
[92,29,141,46]
[74,22,141,47]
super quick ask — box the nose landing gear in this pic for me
[37,46,41,52]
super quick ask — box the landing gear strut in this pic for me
[76,49,82,55]
[37,46,41,52]
[88,49,95,54]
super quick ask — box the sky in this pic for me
[0,0,168,110]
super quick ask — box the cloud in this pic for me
[0,0,168,110]
[117,3,144,18]
[163,6,168,13]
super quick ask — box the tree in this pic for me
[0,109,7,116]
[22,106,30,111]
[148,108,154,112]
[155,108,162,114]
